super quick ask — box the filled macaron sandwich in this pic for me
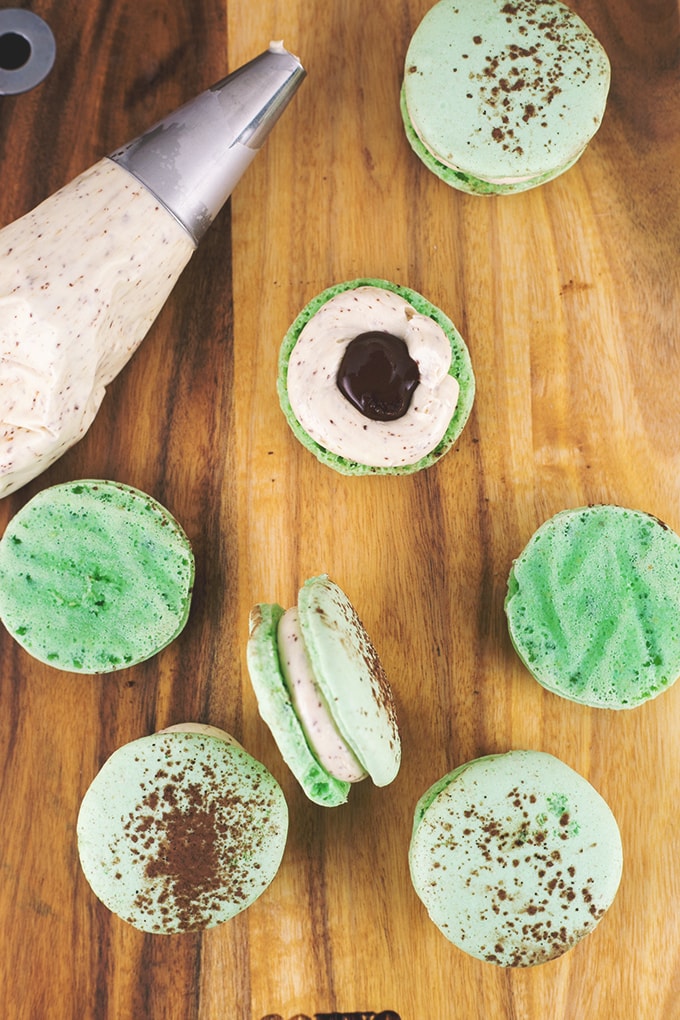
[246,574,401,806]
[409,749,623,965]
[401,0,611,194]
[77,724,288,933]
[278,278,475,475]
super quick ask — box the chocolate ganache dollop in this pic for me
[336,330,420,421]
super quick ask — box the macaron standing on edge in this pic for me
[246,574,401,806]
[409,750,623,966]
[278,278,475,475]
[0,479,194,673]
[77,725,289,933]
[505,504,680,708]
[401,0,611,194]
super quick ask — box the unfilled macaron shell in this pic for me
[505,505,680,708]
[77,731,288,933]
[246,602,352,807]
[297,575,401,787]
[409,750,623,966]
[0,480,194,673]
[278,278,475,475]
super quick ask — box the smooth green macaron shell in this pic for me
[505,505,680,708]
[247,601,352,807]
[0,479,194,673]
[77,730,288,933]
[401,0,610,194]
[409,750,623,966]
[277,278,475,475]
[297,575,401,787]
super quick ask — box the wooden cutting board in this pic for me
[0,1,678,1017]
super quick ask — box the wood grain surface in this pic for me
[0,1,679,1018]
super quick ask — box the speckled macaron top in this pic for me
[505,505,680,708]
[409,750,623,966]
[77,729,288,933]
[0,479,194,673]
[401,0,610,193]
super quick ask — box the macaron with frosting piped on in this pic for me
[401,0,611,195]
[409,749,623,966]
[77,724,288,933]
[246,574,401,806]
[505,504,680,708]
[0,479,194,673]
[277,278,475,475]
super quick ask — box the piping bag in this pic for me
[0,42,306,498]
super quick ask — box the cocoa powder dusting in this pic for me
[330,581,399,749]
[462,0,597,154]
[426,773,606,966]
[117,738,283,932]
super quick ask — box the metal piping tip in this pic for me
[109,42,306,244]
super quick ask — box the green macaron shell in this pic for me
[0,480,194,673]
[409,750,623,966]
[277,278,475,475]
[246,602,351,807]
[401,0,610,193]
[297,575,401,787]
[77,731,288,934]
[505,505,680,708]
[400,88,582,196]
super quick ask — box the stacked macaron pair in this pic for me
[409,749,623,966]
[400,0,611,195]
[77,724,289,933]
